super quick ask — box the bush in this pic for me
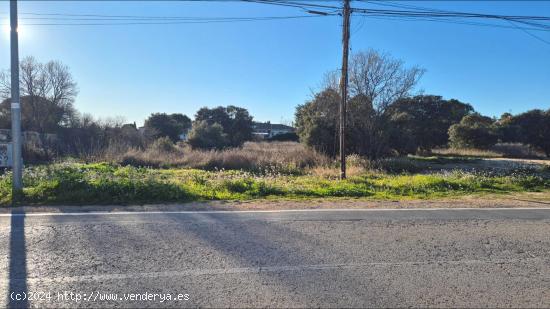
[449,114,497,149]
[505,109,550,157]
[187,121,228,150]
[23,140,57,164]
[490,143,545,159]
[150,137,177,153]
[268,132,299,142]
[387,95,473,154]
[194,106,254,147]
[142,113,191,142]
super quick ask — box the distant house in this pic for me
[252,122,295,139]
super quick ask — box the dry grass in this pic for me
[112,141,329,175]
[490,143,545,159]
[432,148,503,158]
[433,143,546,159]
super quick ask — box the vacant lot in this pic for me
[0,143,550,205]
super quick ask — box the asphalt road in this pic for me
[1,208,549,308]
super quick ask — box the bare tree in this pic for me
[44,60,78,107]
[1,56,78,106]
[320,50,424,113]
[0,56,78,131]
[349,50,424,112]
[0,71,10,100]
[298,49,425,159]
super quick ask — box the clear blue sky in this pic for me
[1,1,549,126]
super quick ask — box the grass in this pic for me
[1,162,549,206]
[432,143,546,159]
[431,148,503,158]
[109,141,329,175]
[408,155,481,164]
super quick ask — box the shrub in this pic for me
[506,109,550,157]
[150,137,177,153]
[490,143,544,159]
[23,140,57,164]
[187,121,228,150]
[449,114,497,149]
[143,113,191,142]
[268,132,299,142]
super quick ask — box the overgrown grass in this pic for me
[1,162,549,206]
[111,141,329,175]
[432,148,503,158]
[432,143,547,159]
[408,155,481,164]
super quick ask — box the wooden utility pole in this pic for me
[339,0,351,180]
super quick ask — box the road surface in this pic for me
[1,208,549,308]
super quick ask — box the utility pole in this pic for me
[10,0,23,194]
[339,0,351,180]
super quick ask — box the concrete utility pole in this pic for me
[339,0,351,180]
[10,0,23,193]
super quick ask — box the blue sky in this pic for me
[1,1,549,126]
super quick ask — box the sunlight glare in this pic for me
[1,24,9,40]
[2,23,31,41]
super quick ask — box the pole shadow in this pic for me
[8,212,28,309]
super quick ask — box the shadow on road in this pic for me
[8,212,28,309]
[154,211,390,306]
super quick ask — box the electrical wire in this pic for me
[0,0,548,36]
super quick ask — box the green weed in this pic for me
[0,163,549,206]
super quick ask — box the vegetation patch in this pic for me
[408,155,481,164]
[1,163,549,206]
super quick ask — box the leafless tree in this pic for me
[320,49,424,113]
[299,49,425,159]
[0,56,78,131]
[1,56,78,106]
[349,50,424,112]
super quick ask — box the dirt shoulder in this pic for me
[2,191,550,214]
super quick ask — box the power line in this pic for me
[0,14,333,26]
[0,0,548,36]
[354,13,550,33]
[352,1,550,45]
[506,20,550,47]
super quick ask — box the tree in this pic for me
[387,95,474,153]
[448,113,497,149]
[143,113,191,142]
[195,106,231,130]
[508,109,550,157]
[0,57,78,132]
[324,49,425,112]
[296,49,424,158]
[187,120,228,150]
[226,106,254,147]
[194,105,253,147]
[170,113,192,132]
[0,96,71,133]
[295,89,341,156]
[495,112,521,143]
